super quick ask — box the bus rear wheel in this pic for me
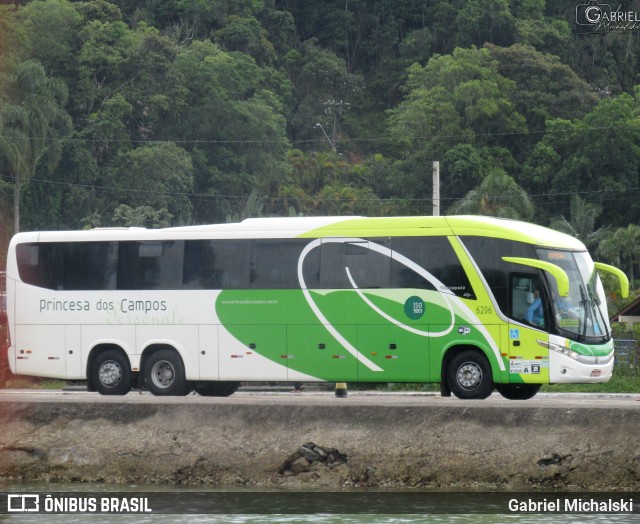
[144,349,190,396]
[195,381,240,397]
[92,349,132,396]
[447,350,493,400]
[496,383,541,400]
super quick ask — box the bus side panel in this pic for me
[288,324,357,382]
[218,324,288,381]
[66,325,81,379]
[198,325,219,380]
[15,324,67,379]
[503,322,549,384]
[356,324,429,382]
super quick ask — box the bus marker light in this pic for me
[231,355,243,359]
[385,355,398,359]
[332,355,345,359]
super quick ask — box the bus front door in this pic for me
[506,274,550,384]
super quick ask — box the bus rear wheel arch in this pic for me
[142,347,192,396]
[89,347,132,396]
[446,348,494,400]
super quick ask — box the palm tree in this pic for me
[597,224,640,287]
[550,194,608,250]
[0,60,71,233]
[447,168,534,220]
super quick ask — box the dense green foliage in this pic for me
[1,0,639,287]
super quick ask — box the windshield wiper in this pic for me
[585,282,611,341]
[579,284,588,341]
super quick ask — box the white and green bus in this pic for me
[4,215,628,400]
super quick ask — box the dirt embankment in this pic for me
[1,400,639,490]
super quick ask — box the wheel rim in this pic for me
[99,360,122,387]
[457,361,482,390]
[150,360,175,389]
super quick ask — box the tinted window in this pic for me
[183,240,250,289]
[251,239,317,289]
[17,242,117,290]
[118,241,184,290]
[461,237,538,314]
[64,242,117,290]
[318,239,391,289]
[391,237,476,299]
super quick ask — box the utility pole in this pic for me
[432,161,440,217]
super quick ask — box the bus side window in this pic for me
[318,239,390,289]
[390,237,475,298]
[510,274,543,326]
[117,241,184,290]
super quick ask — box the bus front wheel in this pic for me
[496,383,541,400]
[447,350,493,400]
[143,349,190,396]
[92,349,132,396]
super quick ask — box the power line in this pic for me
[0,121,639,146]
[1,173,639,205]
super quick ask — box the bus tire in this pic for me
[143,349,189,396]
[92,349,132,396]
[447,350,493,400]
[496,383,541,400]
[195,381,240,397]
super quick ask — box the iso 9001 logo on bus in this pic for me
[404,296,425,320]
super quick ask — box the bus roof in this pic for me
[10,215,586,251]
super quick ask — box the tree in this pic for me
[597,225,640,287]
[448,168,534,220]
[549,195,608,251]
[455,0,515,48]
[542,91,640,225]
[387,47,527,203]
[0,59,71,232]
[100,142,194,225]
[14,0,83,77]
[167,40,290,223]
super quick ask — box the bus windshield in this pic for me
[537,249,611,341]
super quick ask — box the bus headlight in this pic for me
[538,340,580,360]
[550,345,580,360]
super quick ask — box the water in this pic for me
[1,482,638,523]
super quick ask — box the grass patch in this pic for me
[2,377,68,389]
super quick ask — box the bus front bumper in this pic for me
[548,350,614,383]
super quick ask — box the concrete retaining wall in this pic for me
[1,400,639,490]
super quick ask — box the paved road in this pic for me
[1,387,639,409]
